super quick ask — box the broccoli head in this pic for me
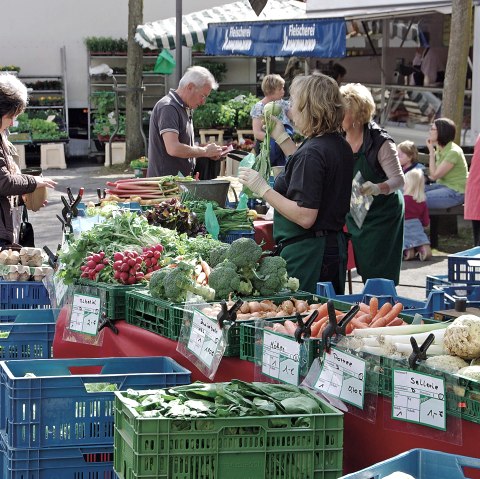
[208,260,242,300]
[153,262,215,303]
[252,256,289,297]
[209,243,231,268]
[226,237,262,269]
[148,267,170,299]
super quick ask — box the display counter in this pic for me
[53,306,480,474]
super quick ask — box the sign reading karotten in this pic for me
[206,18,346,57]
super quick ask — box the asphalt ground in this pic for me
[30,164,453,302]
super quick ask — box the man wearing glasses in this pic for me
[147,66,225,178]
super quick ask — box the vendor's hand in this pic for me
[204,143,223,159]
[426,138,435,155]
[268,117,290,145]
[35,177,57,189]
[238,167,271,198]
[360,181,381,196]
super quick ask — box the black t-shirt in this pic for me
[274,133,354,232]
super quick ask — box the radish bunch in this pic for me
[141,244,164,274]
[80,251,110,281]
[112,250,145,285]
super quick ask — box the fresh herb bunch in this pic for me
[145,198,206,237]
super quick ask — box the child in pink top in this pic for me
[403,169,432,261]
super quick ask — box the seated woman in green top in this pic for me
[425,117,468,209]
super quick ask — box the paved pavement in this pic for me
[30,164,455,302]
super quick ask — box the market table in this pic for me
[53,306,480,474]
[253,219,275,251]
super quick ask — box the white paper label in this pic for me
[69,294,101,336]
[392,369,446,430]
[314,347,366,408]
[187,310,223,368]
[262,330,300,386]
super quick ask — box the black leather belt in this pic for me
[272,230,338,256]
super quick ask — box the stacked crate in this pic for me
[0,356,191,478]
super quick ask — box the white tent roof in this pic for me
[306,0,452,19]
[135,0,307,50]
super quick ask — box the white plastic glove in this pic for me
[360,181,381,196]
[269,117,290,145]
[238,167,271,198]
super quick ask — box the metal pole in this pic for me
[176,0,182,85]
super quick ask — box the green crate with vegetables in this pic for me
[113,381,344,479]
[76,279,142,320]
[125,290,314,357]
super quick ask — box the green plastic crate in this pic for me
[125,290,314,357]
[76,279,142,320]
[113,388,344,479]
[239,296,353,363]
[379,356,480,425]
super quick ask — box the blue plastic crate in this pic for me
[0,356,191,449]
[0,282,51,311]
[0,310,56,360]
[448,246,480,283]
[219,229,255,244]
[0,431,115,479]
[425,274,455,295]
[316,278,445,319]
[340,448,480,479]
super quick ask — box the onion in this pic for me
[280,300,294,316]
[291,297,309,314]
[248,301,263,314]
[240,302,251,314]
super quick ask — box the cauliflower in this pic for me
[444,315,480,360]
[457,365,480,382]
[226,237,262,270]
[425,355,469,374]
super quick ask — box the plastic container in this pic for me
[448,246,480,283]
[0,309,56,360]
[0,281,51,312]
[425,275,480,308]
[425,274,455,295]
[113,388,344,479]
[219,229,255,244]
[76,279,143,320]
[0,432,115,479]
[340,448,480,478]
[177,180,230,207]
[316,278,445,319]
[126,290,314,356]
[0,356,191,449]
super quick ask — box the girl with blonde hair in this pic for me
[403,168,432,261]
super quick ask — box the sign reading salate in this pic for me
[205,18,346,58]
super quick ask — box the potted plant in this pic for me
[130,156,149,177]
[0,65,21,75]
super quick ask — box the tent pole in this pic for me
[380,18,388,125]
[176,0,182,84]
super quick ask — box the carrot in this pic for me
[283,320,297,336]
[371,302,393,322]
[314,302,329,319]
[310,320,324,338]
[355,312,372,324]
[369,297,378,318]
[382,303,404,323]
[369,316,390,328]
[358,302,370,314]
[272,323,289,335]
[350,318,369,330]
[200,260,211,279]
[387,317,403,327]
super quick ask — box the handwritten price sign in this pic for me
[187,310,223,368]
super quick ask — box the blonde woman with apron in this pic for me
[239,74,354,294]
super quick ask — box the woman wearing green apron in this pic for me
[239,74,354,294]
[340,83,405,285]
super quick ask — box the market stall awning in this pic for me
[305,0,452,19]
[135,0,308,50]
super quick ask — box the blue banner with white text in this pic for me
[205,18,346,58]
